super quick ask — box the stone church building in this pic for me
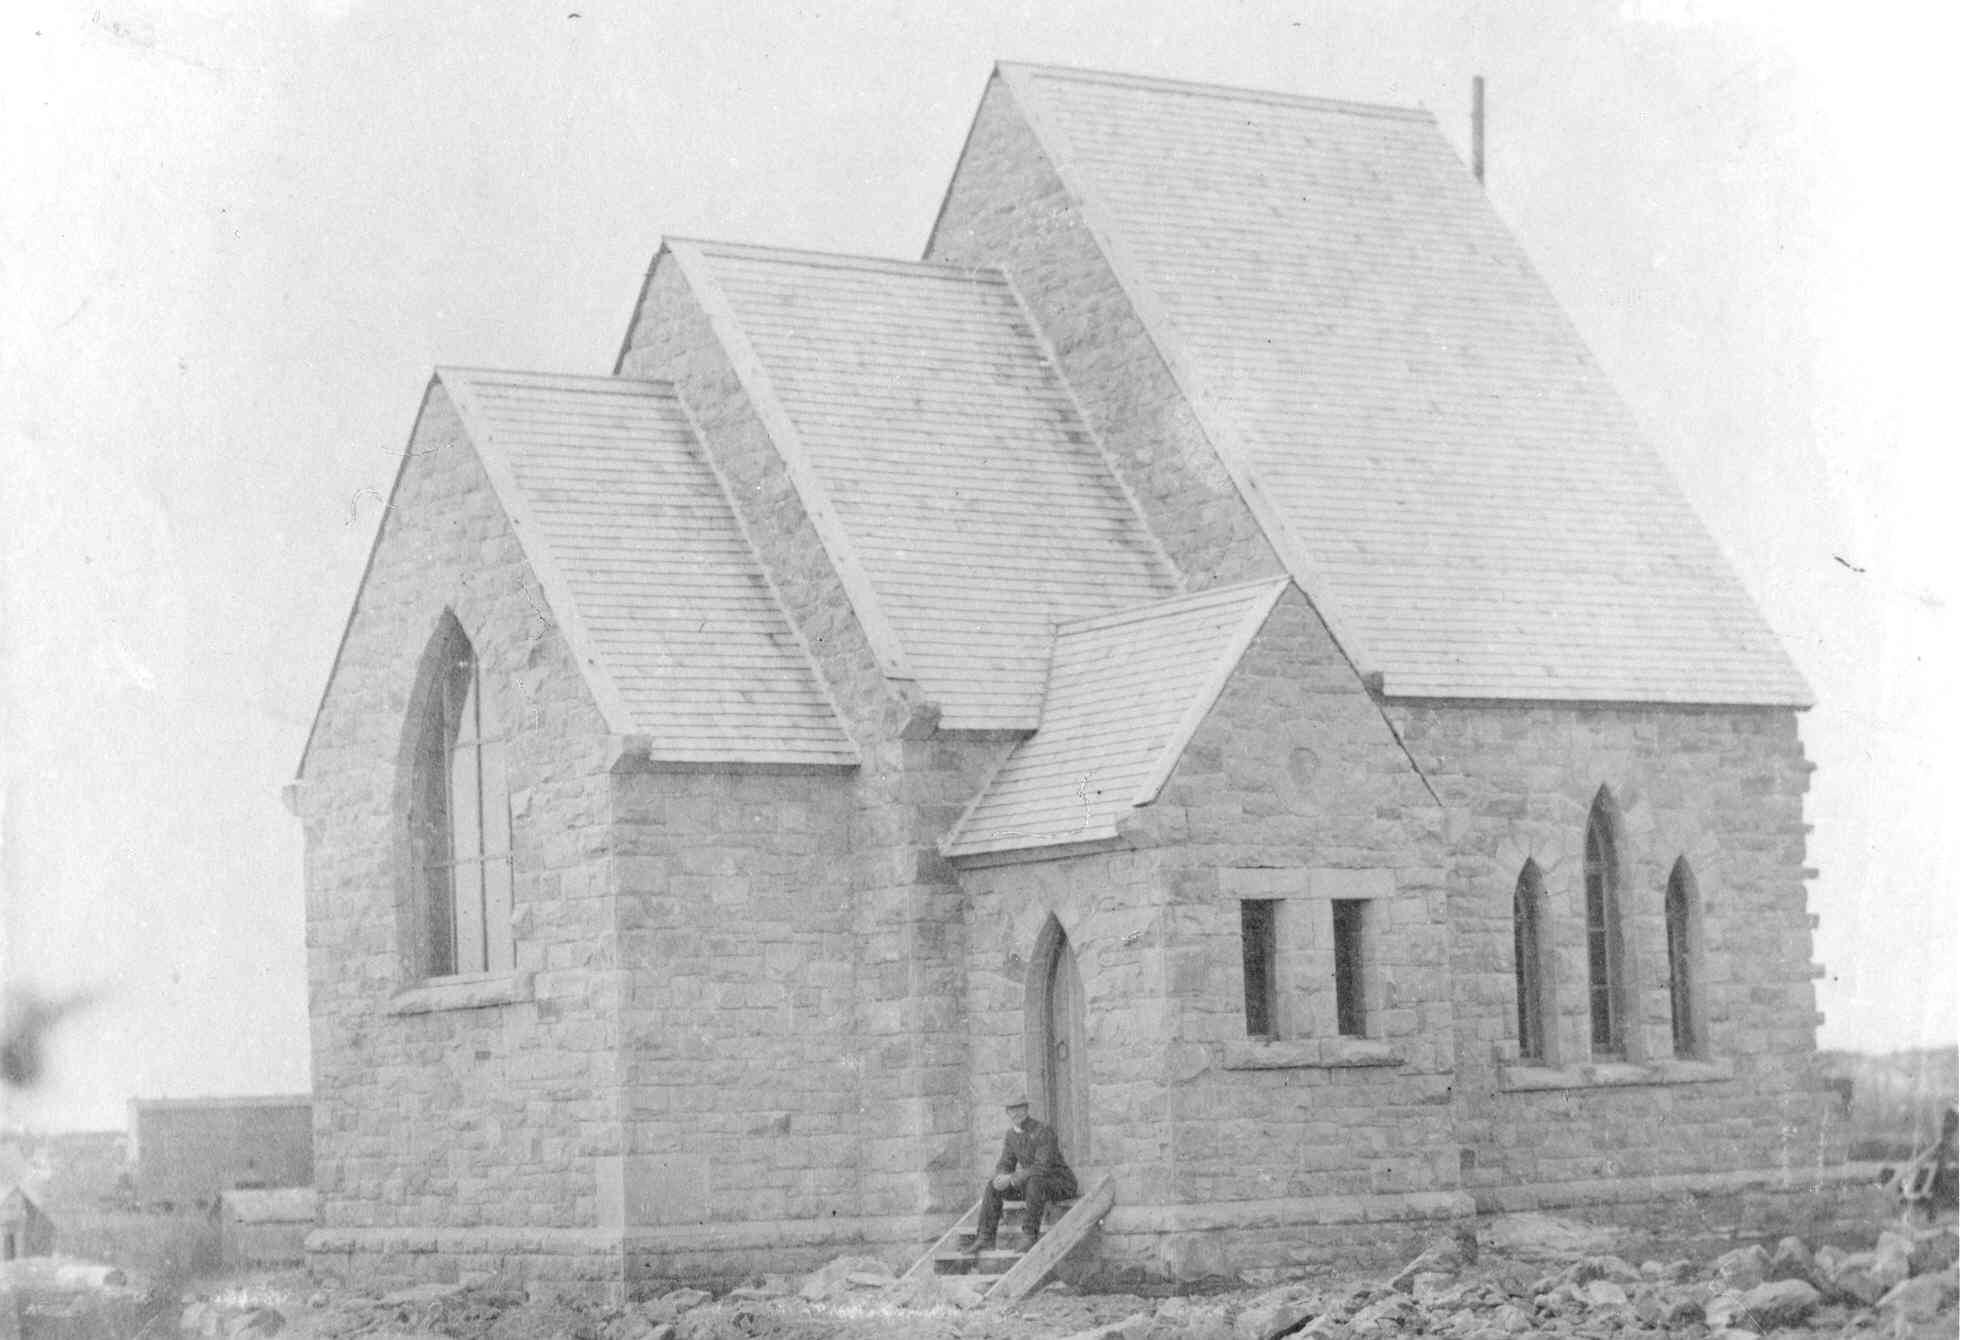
[293,63,1841,1289]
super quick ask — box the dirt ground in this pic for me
[157,1212,1958,1340]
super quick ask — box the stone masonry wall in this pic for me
[955,847,1170,1226]
[956,589,1461,1279]
[606,763,862,1279]
[1384,700,1844,1207]
[298,383,625,1286]
[1119,589,1461,1273]
[614,257,1010,1260]
[925,75,1281,590]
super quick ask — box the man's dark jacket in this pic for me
[995,1118,1076,1191]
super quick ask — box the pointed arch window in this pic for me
[1583,792,1625,1059]
[410,618,514,978]
[1666,858,1703,1058]
[1513,861,1549,1062]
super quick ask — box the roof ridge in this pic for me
[436,366,677,393]
[1058,576,1291,638]
[999,59,1433,122]
[668,236,1010,284]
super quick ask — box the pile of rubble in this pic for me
[1170,1221,1961,1340]
[162,1217,1959,1340]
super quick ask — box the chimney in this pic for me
[1472,75,1486,185]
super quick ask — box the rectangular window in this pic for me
[1240,900,1279,1039]
[1333,900,1367,1037]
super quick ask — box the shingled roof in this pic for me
[986,63,1809,707]
[666,240,1178,732]
[439,368,857,765]
[944,579,1288,859]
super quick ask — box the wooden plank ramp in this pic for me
[981,1175,1115,1304]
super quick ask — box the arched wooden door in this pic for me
[1033,918,1090,1165]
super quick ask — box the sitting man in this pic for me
[969,1096,1078,1253]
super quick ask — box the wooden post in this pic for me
[1472,76,1486,185]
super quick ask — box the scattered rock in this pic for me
[1151,1296,1233,1340]
[1878,1264,1961,1327]
[642,1287,712,1322]
[1869,1233,1915,1296]
[1409,1270,1461,1302]
[1487,1301,1532,1333]
[1564,1254,1641,1287]
[1831,1251,1889,1306]
[1734,1278,1822,1328]
[885,1272,984,1311]
[1231,1284,1321,1340]
[798,1254,895,1301]
[1913,1226,1960,1277]
[1349,1292,1418,1334]
[1704,1288,1746,1330]
[1577,1279,1627,1308]
[229,1305,285,1339]
[1390,1228,1480,1293]
[1713,1243,1771,1291]
[1767,1234,1819,1283]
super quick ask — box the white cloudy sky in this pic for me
[2,0,1958,1130]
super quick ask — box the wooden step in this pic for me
[901,1183,1107,1288]
[932,1247,1024,1276]
[981,1176,1115,1304]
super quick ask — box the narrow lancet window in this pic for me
[1584,790,1624,1058]
[1513,862,1547,1062]
[1241,900,1279,1039]
[1332,900,1367,1038]
[1666,858,1701,1058]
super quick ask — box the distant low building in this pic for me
[214,1188,317,1270]
[0,1130,132,1209]
[1,1187,56,1260]
[131,1096,312,1209]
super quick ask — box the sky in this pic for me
[2,0,1959,1131]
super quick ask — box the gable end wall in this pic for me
[926,76,1282,590]
[617,254,922,748]
[298,384,625,1287]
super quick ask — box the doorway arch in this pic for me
[1025,916,1090,1166]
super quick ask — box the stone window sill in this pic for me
[386,971,534,1016]
[1499,1056,1734,1092]
[1222,1038,1402,1071]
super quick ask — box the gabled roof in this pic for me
[665,240,1178,732]
[944,579,1288,859]
[989,62,1810,707]
[436,369,857,765]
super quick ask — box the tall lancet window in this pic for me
[1583,790,1625,1058]
[1666,858,1703,1059]
[411,616,514,977]
[1513,861,1548,1062]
